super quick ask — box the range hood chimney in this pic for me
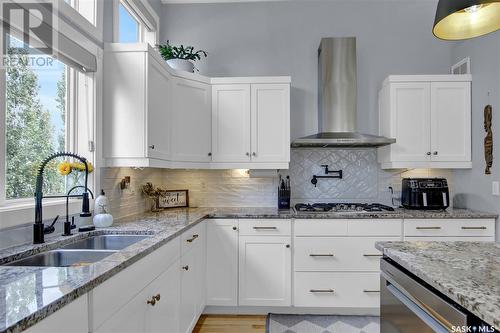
[292,37,395,148]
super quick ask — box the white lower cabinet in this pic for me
[294,272,380,308]
[24,295,88,333]
[206,219,239,306]
[238,235,292,306]
[95,261,181,333]
[180,222,206,333]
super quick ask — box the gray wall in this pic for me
[160,0,452,140]
[451,32,500,241]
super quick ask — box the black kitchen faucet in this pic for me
[33,152,93,244]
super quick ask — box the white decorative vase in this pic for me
[93,213,114,228]
[167,59,194,73]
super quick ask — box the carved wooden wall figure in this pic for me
[484,105,493,174]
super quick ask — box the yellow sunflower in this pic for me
[57,161,72,176]
[71,161,94,173]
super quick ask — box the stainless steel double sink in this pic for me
[4,235,150,268]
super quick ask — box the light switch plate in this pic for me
[492,181,500,196]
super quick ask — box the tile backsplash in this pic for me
[103,148,454,218]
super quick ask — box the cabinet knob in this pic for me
[426,151,431,156]
[208,152,212,156]
[147,296,157,306]
[285,244,290,248]
[252,152,257,157]
[149,145,155,150]
[154,294,161,301]
[433,151,438,155]
[232,226,237,231]
[246,152,250,156]
[182,265,189,271]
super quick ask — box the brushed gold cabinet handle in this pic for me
[182,265,189,271]
[309,254,334,257]
[186,234,199,243]
[363,290,380,293]
[461,226,486,230]
[363,254,383,257]
[416,226,441,230]
[310,289,334,293]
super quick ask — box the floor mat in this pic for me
[266,314,379,333]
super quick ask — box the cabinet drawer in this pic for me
[348,219,402,236]
[404,219,495,237]
[295,219,348,236]
[239,219,291,236]
[294,272,380,308]
[92,236,181,330]
[181,221,206,255]
[294,237,398,272]
[405,236,495,242]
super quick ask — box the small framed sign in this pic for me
[157,190,189,209]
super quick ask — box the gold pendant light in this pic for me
[433,0,500,40]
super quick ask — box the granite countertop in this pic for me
[376,241,500,329]
[0,206,497,333]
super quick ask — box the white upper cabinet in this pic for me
[171,78,212,163]
[104,44,172,165]
[378,75,471,169]
[251,84,290,164]
[430,81,471,162]
[211,85,251,162]
[211,83,290,168]
[104,43,291,169]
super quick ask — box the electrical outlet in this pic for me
[492,181,500,196]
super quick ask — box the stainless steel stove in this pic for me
[294,202,395,213]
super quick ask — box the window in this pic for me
[114,0,159,45]
[118,2,140,43]
[3,36,79,200]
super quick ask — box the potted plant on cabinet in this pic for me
[156,40,207,73]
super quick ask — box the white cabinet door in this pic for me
[430,81,471,162]
[212,85,251,162]
[206,219,239,306]
[147,56,172,160]
[146,259,181,333]
[250,84,290,163]
[195,223,207,314]
[390,82,431,162]
[171,77,212,162]
[239,236,291,306]
[94,293,147,333]
[180,247,198,333]
[25,296,88,333]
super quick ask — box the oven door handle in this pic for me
[386,284,450,333]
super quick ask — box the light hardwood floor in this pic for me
[193,315,267,333]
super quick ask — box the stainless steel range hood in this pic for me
[292,37,395,148]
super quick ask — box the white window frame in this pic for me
[113,0,159,45]
[0,3,103,229]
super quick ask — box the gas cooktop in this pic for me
[294,202,395,213]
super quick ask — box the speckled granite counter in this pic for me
[376,241,500,329]
[0,206,497,333]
